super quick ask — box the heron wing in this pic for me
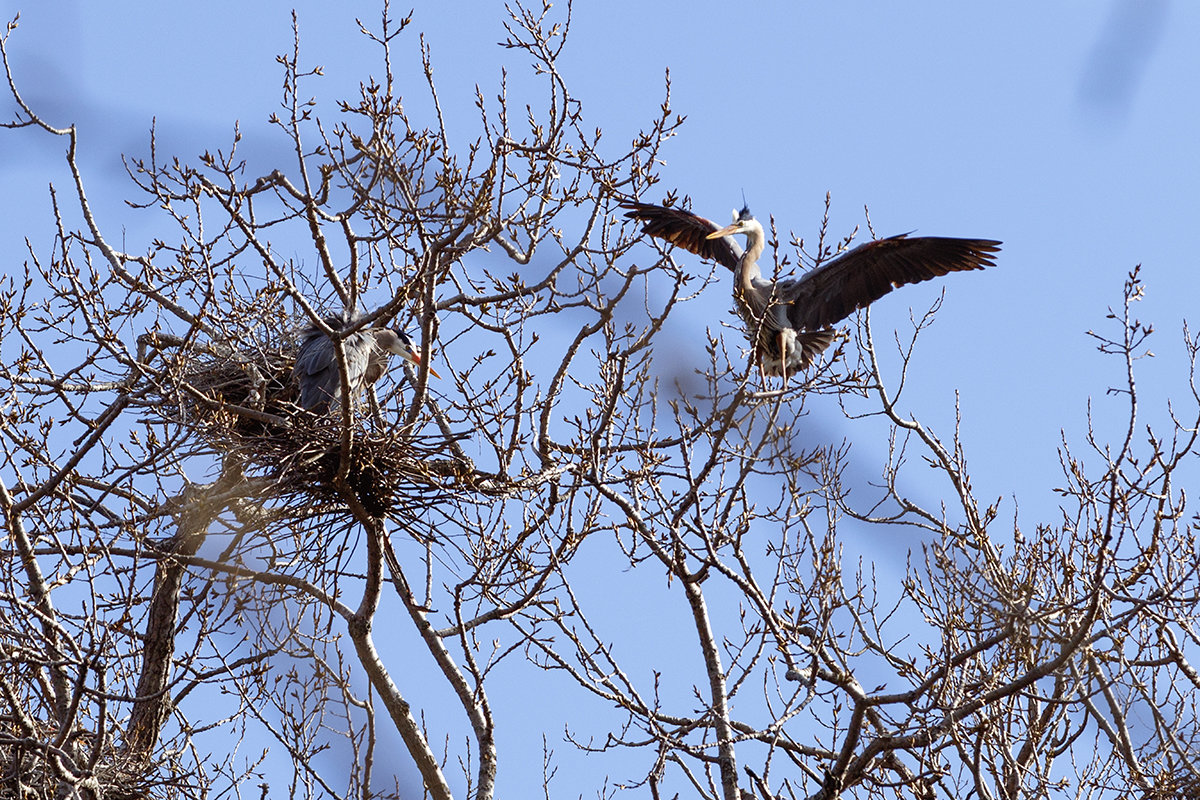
[293,319,374,412]
[622,202,743,271]
[293,332,340,412]
[779,234,1001,331]
[341,332,372,397]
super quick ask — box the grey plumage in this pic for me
[623,202,1000,377]
[292,313,435,413]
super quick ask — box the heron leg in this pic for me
[754,340,769,385]
[779,330,789,385]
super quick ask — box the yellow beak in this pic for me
[400,350,442,379]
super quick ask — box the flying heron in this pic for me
[622,202,1001,378]
[292,312,440,414]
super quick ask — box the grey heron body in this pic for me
[623,202,1001,377]
[292,312,438,413]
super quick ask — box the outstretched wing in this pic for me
[622,202,743,271]
[781,234,1001,331]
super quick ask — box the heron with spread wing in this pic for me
[623,202,1001,378]
[293,312,440,414]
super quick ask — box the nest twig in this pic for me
[138,331,300,438]
[0,718,156,800]
[244,420,467,524]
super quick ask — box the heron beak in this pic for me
[707,224,739,240]
[399,350,442,379]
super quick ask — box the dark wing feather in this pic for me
[622,202,742,271]
[293,333,340,412]
[292,313,373,412]
[782,235,1001,330]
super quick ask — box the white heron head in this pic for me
[375,328,441,378]
[707,205,761,241]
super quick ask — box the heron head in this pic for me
[376,328,441,378]
[377,328,414,355]
[707,205,760,240]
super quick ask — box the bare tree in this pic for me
[2,4,1199,800]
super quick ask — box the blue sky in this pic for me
[4,0,1193,506]
[2,0,1195,796]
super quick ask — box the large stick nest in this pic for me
[137,331,469,522]
[138,331,301,438]
[240,420,467,521]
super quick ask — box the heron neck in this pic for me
[738,230,765,284]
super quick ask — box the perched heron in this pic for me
[292,312,440,414]
[623,202,1001,377]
